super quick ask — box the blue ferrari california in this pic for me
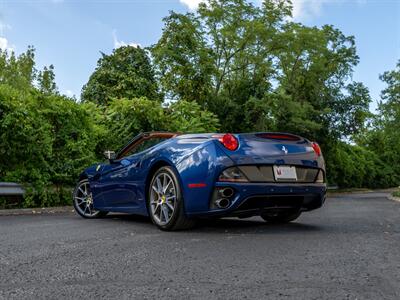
[73,132,326,230]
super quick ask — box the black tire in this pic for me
[73,179,108,219]
[147,166,196,231]
[261,210,301,224]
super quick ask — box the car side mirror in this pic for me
[103,150,116,161]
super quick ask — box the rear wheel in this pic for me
[261,210,301,224]
[148,166,195,231]
[73,179,108,219]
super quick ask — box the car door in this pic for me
[95,133,175,211]
[97,156,141,210]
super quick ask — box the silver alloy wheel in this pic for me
[150,172,177,226]
[74,181,101,217]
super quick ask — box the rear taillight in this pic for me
[218,167,249,182]
[219,133,238,151]
[312,142,321,157]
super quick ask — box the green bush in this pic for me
[103,98,220,151]
[0,85,101,207]
[325,141,394,188]
[167,100,220,133]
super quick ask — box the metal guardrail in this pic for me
[0,182,25,196]
[327,185,339,190]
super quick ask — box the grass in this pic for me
[327,188,372,194]
[393,190,400,198]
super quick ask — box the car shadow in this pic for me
[102,213,322,235]
[192,218,322,234]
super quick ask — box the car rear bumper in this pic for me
[186,182,326,218]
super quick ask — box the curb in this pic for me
[388,195,400,203]
[0,206,74,216]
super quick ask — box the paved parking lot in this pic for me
[0,192,399,299]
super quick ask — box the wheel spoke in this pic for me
[165,202,174,211]
[163,179,172,193]
[154,203,161,215]
[157,205,163,222]
[156,178,162,193]
[87,205,92,215]
[166,195,175,201]
[152,185,159,194]
[78,187,86,196]
[161,205,169,222]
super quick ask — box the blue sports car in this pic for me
[73,132,326,230]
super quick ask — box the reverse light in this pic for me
[312,142,321,157]
[315,170,325,183]
[219,133,239,151]
[218,167,249,182]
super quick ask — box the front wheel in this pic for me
[73,179,108,219]
[148,166,196,231]
[261,210,301,224]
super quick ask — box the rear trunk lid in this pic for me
[217,132,321,167]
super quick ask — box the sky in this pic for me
[0,0,399,110]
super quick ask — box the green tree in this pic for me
[103,98,220,151]
[152,0,370,141]
[360,61,400,187]
[168,100,220,132]
[104,97,168,150]
[38,64,58,94]
[274,23,370,142]
[82,46,161,106]
[0,46,36,90]
[379,60,400,123]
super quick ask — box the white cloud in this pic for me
[291,0,328,21]
[179,0,205,11]
[112,30,141,49]
[269,0,367,21]
[0,37,8,49]
[65,90,74,97]
[0,37,13,52]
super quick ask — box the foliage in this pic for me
[81,46,161,106]
[167,100,220,133]
[151,0,371,146]
[104,97,168,150]
[0,85,102,206]
[103,98,220,150]
[38,65,58,95]
[0,48,103,207]
[325,142,391,188]
[359,60,400,187]
[0,46,36,90]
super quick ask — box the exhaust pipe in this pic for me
[219,187,234,198]
[215,198,231,209]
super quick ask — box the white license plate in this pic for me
[273,166,297,181]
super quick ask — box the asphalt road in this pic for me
[0,192,399,299]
